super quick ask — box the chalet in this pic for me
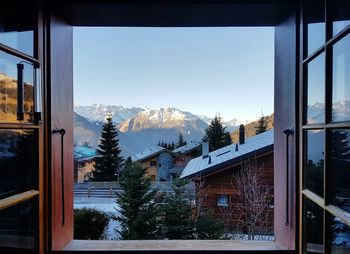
[172,141,202,165]
[181,126,274,232]
[73,146,97,183]
[134,146,185,182]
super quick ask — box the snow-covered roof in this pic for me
[180,129,274,179]
[74,146,97,162]
[172,141,201,154]
[134,146,166,161]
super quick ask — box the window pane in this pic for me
[304,130,324,197]
[331,0,350,36]
[330,215,350,253]
[0,198,38,253]
[0,129,37,199]
[306,53,325,124]
[330,129,350,213]
[303,198,324,254]
[304,0,325,56]
[332,33,350,122]
[0,5,35,56]
[0,50,34,124]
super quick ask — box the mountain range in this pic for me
[74,104,249,157]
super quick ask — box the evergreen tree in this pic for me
[171,141,175,150]
[93,115,124,181]
[161,178,194,239]
[202,115,232,151]
[255,115,267,135]
[114,162,160,240]
[176,132,187,148]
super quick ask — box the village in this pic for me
[73,114,274,241]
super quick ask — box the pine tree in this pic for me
[93,115,124,181]
[171,141,175,150]
[114,162,160,240]
[255,115,267,135]
[176,132,187,148]
[161,178,194,239]
[202,115,232,151]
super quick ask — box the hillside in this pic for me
[230,113,274,143]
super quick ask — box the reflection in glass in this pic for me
[0,50,34,123]
[330,129,350,213]
[331,0,350,36]
[330,215,350,253]
[304,0,325,56]
[303,198,324,254]
[0,129,37,199]
[306,53,325,124]
[304,130,324,197]
[0,198,37,253]
[332,33,350,122]
[0,5,35,56]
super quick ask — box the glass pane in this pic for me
[332,33,350,122]
[303,198,324,254]
[330,215,350,253]
[0,129,37,199]
[0,5,35,56]
[0,198,38,253]
[331,0,350,36]
[306,53,325,124]
[330,129,350,213]
[304,0,325,56]
[0,50,34,124]
[304,130,324,197]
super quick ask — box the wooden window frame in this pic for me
[300,0,350,253]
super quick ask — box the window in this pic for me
[217,194,229,207]
[301,1,350,253]
[150,161,157,167]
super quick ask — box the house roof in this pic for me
[180,129,274,179]
[172,141,201,154]
[74,146,97,162]
[134,146,166,162]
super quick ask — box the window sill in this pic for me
[62,240,286,252]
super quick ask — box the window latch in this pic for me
[53,128,66,225]
[283,128,293,227]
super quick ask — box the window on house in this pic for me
[217,194,229,207]
[150,161,157,167]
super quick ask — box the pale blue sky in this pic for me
[73,27,274,121]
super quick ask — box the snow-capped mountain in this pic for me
[117,107,208,149]
[308,100,350,123]
[118,107,207,132]
[74,104,142,124]
[224,118,251,132]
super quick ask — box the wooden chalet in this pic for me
[134,146,186,181]
[181,126,274,233]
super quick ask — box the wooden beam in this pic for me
[0,190,39,210]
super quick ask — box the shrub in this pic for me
[74,208,109,240]
[195,211,225,239]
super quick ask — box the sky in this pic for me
[73,27,274,121]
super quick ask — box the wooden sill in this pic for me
[63,240,284,252]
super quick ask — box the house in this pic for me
[134,146,185,181]
[73,146,97,183]
[181,126,274,231]
[172,141,202,165]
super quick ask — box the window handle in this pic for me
[17,63,24,121]
[283,128,293,227]
[53,128,66,225]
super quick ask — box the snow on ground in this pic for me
[74,198,121,240]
